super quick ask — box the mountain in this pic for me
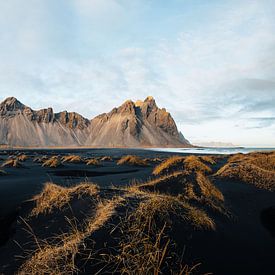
[193,141,238,148]
[86,96,190,147]
[0,97,90,147]
[0,96,190,148]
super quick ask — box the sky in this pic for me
[0,0,275,147]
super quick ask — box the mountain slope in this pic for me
[0,97,90,147]
[86,96,190,147]
[0,96,190,148]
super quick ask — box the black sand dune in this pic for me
[0,149,274,274]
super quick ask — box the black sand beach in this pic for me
[0,149,274,274]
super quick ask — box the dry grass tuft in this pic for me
[19,197,124,275]
[1,159,23,168]
[228,153,247,163]
[216,162,275,191]
[110,193,211,275]
[17,154,28,161]
[184,156,212,174]
[137,194,215,230]
[101,156,112,161]
[30,182,99,216]
[61,155,84,164]
[153,155,212,176]
[196,172,224,202]
[152,156,185,176]
[86,158,100,166]
[42,156,62,168]
[131,172,186,196]
[117,155,148,166]
[134,171,226,215]
[18,174,214,274]
[200,155,216,165]
[33,155,48,163]
[216,152,275,191]
[249,153,275,171]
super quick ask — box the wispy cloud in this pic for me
[0,0,274,146]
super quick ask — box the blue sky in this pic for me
[0,0,275,146]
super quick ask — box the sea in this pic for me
[150,147,275,155]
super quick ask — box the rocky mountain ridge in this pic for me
[0,96,190,147]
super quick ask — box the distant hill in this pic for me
[0,96,191,148]
[194,141,238,148]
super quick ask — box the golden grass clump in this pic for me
[216,152,275,191]
[110,193,212,275]
[101,156,112,161]
[42,156,62,168]
[200,155,216,165]
[86,158,100,166]
[31,182,99,216]
[1,159,23,168]
[249,153,275,172]
[117,155,148,166]
[129,170,226,216]
[131,172,184,195]
[137,194,215,230]
[33,155,48,163]
[19,197,124,275]
[17,154,28,161]
[184,156,212,174]
[152,156,185,175]
[216,161,275,191]
[196,172,224,202]
[228,153,247,163]
[61,155,84,164]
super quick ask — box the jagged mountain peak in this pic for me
[134,96,156,107]
[0,97,26,113]
[0,96,191,147]
[87,96,190,147]
[0,97,89,130]
[144,95,156,103]
[1,96,21,104]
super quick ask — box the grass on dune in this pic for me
[110,193,211,275]
[133,193,215,230]
[249,152,275,171]
[61,155,84,164]
[33,155,48,163]
[184,156,212,174]
[130,171,187,195]
[18,176,214,274]
[100,156,112,161]
[200,155,216,165]
[117,155,148,166]
[1,159,23,168]
[131,170,226,215]
[143,157,163,163]
[30,182,99,216]
[17,153,226,274]
[196,172,224,202]
[152,156,185,175]
[17,154,28,161]
[216,162,275,191]
[216,152,275,191]
[86,158,100,166]
[42,156,63,168]
[19,196,124,275]
[153,155,212,176]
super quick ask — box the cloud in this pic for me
[243,117,275,129]
[0,0,274,145]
